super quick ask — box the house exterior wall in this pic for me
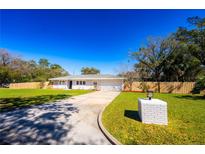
[98,80,123,91]
[51,79,124,91]
[72,80,95,90]
[53,85,68,89]
[52,80,69,89]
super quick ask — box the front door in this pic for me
[93,81,97,90]
[69,81,72,89]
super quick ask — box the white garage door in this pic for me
[99,80,122,91]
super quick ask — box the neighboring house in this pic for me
[49,74,125,91]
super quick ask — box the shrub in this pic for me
[192,76,205,94]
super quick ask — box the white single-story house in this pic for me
[49,74,125,91]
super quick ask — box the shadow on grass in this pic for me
[124,110,141,122]
[0,94,71,112]
[174,95,205,101]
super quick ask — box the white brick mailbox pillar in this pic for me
[138,98,168,125]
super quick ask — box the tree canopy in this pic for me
[81,67,100,75]
[0,49,68,86]
[131,16,205,83]
[129,16,205,93]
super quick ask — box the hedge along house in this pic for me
[49,74,125,91]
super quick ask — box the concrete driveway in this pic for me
[0,91,120,145]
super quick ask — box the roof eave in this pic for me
[49,78,125,80]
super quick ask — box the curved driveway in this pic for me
[0,91,120,145]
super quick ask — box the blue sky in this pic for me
[0,10,205,75]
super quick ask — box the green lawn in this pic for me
[0,88,92,111]
[102,92,205,144]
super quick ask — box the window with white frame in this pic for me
[76,81,86,85]
[60,81,64,85]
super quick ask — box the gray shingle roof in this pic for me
[49,74,125,80]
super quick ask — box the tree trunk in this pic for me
[155,70,161,93]
[157,81,160,93]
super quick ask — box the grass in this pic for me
[102,92,205,144]
[0,88,92,111]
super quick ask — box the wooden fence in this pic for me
[123,82,195,94]
[9,81,195,94]
[9,82,49,89]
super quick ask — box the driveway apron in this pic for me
[0,91,120,145]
